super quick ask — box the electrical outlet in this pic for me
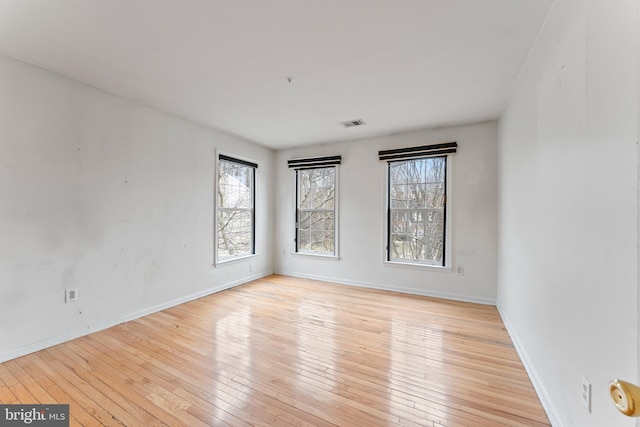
[65,288,78,303]
[456,266,464,276]
[581,375,591,412]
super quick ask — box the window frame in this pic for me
[294,165,339,258]
[214,152,257,265]
[383,155,452,269]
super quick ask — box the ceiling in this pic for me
[0,0,552,149]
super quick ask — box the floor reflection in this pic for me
[213,305,252,418]
[295,298,338,400]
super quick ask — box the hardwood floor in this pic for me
[0,275,550,426]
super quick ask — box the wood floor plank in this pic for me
[4,359,58,407]
[0,361,41,404]
[0,275,549,426]
[0,364,22,404]
[47,344,167,427]
[10,354,103,426]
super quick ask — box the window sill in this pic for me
[292,252,340,261]
[383,260,452,273]
[214,253,258,267]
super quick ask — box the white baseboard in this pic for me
[0,272,271,364]
[279,270,496,305]
[497,305,563,427]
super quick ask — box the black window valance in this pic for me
[378,142,457,161]
[219,154,258,169]
[287,155,341,169]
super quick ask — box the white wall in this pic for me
[0,53,275,362]
[275,121,498,303]
[498,0,638,425]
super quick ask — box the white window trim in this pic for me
[293,165,340,258]
[216,252,259,266]
[292,251,341,260]
[382,156,453,271]
[214,150,259,266]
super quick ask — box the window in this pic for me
[380,142,456,267]
[216,154,256,262]
[296,167,337,255]
[288,155,341,257]
[387,157,446,265]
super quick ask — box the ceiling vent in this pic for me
[340,119,366,128]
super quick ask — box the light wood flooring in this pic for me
[0,275,550,426]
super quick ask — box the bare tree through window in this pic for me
[296,167,336,254]
[388,156,446,265]
[217,158,255,260]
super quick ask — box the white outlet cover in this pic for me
[65,288,78,303]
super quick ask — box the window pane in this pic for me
[389,162,406,184]
[390,211,406,233]
[299,211,334,252]
[299,229,311,249]
[390,183,408,208]
[388,157,446,265]
[325,216,335,231]
[297,167,336,254]
[299,168,335,209]
[299,211,311,230]
[407,183,426,208]
[218,162,252,209]
[217,210,252,257]
[426,183,444,208]
[407,160,425,184]
[217,158,254,260]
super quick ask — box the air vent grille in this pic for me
[340,119,365,128]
